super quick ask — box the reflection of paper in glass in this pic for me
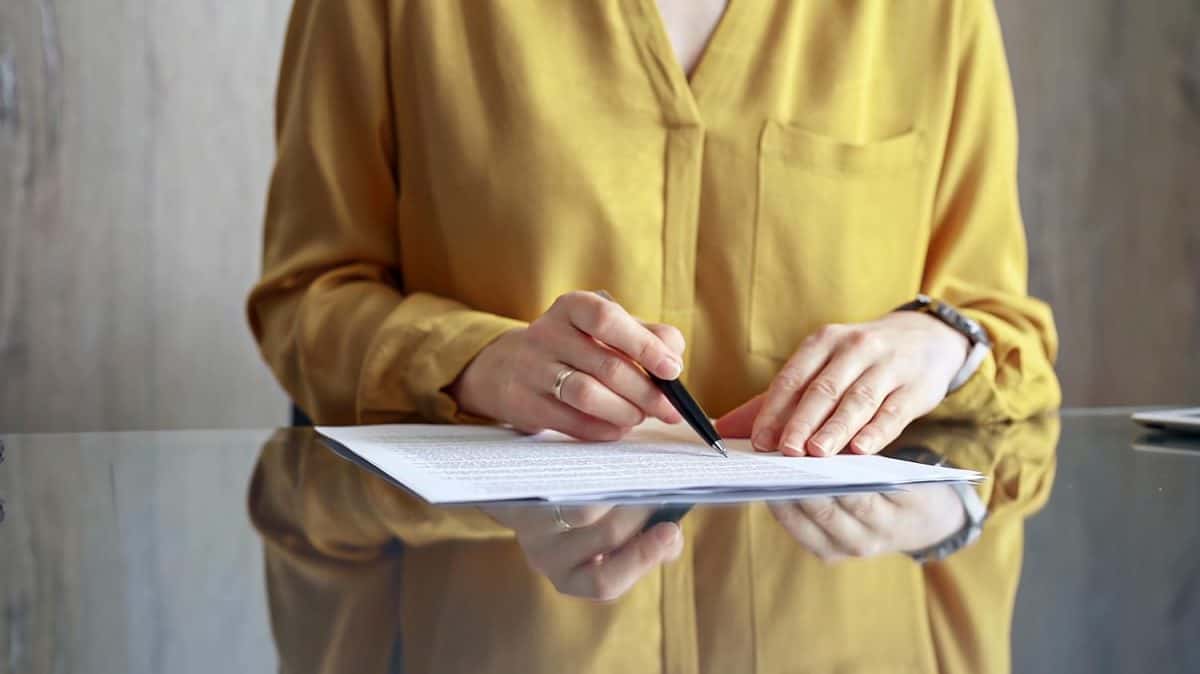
[317,420,981,506]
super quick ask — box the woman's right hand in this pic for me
[452,291,686,441]
[482,504,684,601]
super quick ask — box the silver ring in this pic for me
[552,505,574,532]
[552,367,576,402]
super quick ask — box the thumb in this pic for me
[715,394,765,438]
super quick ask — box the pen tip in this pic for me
[714,440,728,458]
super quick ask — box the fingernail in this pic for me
[655,523,679,545]
[809,433,833,456]
[780,441,806,457]
[655,357,683,380]
[853,434,874,454]
[752,428,775,452]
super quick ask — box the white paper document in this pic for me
[316,421,981,506]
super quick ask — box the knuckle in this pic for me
[846,498,877,521]
[820,419,849,438]
[845,329,880,352]
[773,369,807,392]
[810,503,840,526]
[524,320,552,344]
[878,401,906,422]
[847,383,880,408]
[879,352,904,370]
[774,505,803,531]
[634,336,658,364]
[849,496,878,515]
[816,324,845,341]
[561,290,588,306]
[596,354,625,381]
[552,292,583,315]
[846,329,869,346]
[590,303,621,334]
[808,377,841,400]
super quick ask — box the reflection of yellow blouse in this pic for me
[247,1,1062,672]
[251,419,1059,674]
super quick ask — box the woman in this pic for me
[248,0,1060,671]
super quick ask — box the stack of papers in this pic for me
[317,421,980,506]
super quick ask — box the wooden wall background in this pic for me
[995,0,1200,410]
[0,0,292,433]
[1,1,1199,433]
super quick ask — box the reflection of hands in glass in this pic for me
[482,504,683,600]
[768,486,966,563]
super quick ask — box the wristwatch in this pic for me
[889,446,987,564]
[895,294,992,393]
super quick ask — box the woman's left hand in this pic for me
[716,312,969,456]
[767,486,967,563]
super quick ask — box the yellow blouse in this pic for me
[247,1,1062,672]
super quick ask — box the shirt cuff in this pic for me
[356,294,527,424]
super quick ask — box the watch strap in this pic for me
[949,341,990,393]
[906,482,987,564]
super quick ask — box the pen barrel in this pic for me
[650,374,722,448]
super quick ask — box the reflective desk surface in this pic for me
[1,409,1198,674]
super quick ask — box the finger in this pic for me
[805,366,898,457]
[779,340,879,457]
[715,393,765,439]
[561,521,682,601]
[795,496,882,558]
[556,506,658,564]
[534,504,613,538]
[832,493,898,535]
[492,503,614,540]
[555,292,683,380]
[751,326,842,453]
[849,387,923,455]
[768,501,844,562]
[525,506,654,579]
[559,336,680,424]
[644,323,686,359]
[551,363,646,428]
[517,386,630,442]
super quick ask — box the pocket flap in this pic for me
[760,122,924,174]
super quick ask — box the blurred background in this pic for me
[2,0,1199,434]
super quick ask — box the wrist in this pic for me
[880,310,970,375]
[448,328,524,420]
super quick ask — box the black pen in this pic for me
[635,376,725,530]
[649,372,728,458]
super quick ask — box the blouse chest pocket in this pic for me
[749,121,929,361]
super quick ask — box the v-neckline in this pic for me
[625,0,747,123]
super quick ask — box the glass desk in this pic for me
[1,410,1197,673]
